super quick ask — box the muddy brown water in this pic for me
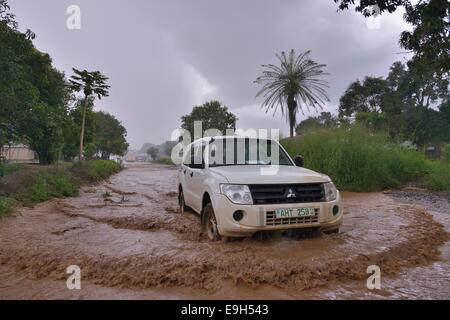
[0,163,449,299]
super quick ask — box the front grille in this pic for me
[249,183,325,205]
[266,209,320,226]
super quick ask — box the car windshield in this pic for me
[206,138,293,167]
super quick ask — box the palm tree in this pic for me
[69,68,110,161]
[255,50,330,137]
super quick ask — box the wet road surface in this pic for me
[0,163,448,299]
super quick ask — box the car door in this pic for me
[183,142,205,213]
[189,143,207,213]
[180,144,192,204]
[182,142,203,210]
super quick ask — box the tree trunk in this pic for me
[287,98,297,138]
[79,96,88,162]
[36,149,52,165]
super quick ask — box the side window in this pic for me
[193,143,203,167]
[182,145,192,167]
[183,142,206,168]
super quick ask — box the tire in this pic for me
[202,203,221,241]
[324,228,340,235]
[179,189,188,214]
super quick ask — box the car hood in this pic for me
[209,165,330,184]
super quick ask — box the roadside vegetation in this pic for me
[282,126,450,192]
[0,160,121,217]
[0,162,23,178]
[0,1,128,165]
[0,1,127,217]
[153,157,175,165]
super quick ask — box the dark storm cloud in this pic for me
[9,0,409,148]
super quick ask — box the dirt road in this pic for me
[0,163,449,299]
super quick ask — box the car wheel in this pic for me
[202,203,221,241]
[179,189,188,214]
[324,228,340,235]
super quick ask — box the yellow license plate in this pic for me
[275,208,315,219]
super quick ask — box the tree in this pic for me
[181,101,237,139]
[147,147,159,160]
[339,61,449,144]
[340,61,448,118]
[90,111,129,159]
[254,50,330,137]
[338,77,388,118]
[160,141,177,157]
[333,0,449,76]
[69,69,110,161]
[62,98,96,160]
[295,112,339,135]
[0,0,18,29]
[0,3,30,154]
[1,1,127,164]
[24,54,69,164]
[0,4,69,164]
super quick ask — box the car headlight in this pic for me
[324,182,337,201]
[220,184,253,205]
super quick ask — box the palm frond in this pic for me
[255,50,330,120]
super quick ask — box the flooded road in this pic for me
[0,163,449,299]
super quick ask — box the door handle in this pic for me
[190,172,194,178]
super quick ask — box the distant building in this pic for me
[125,151,137,162]
[1,144,36,163]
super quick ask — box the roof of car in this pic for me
[193,136,276,144]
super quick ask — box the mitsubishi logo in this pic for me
[286,188,296,198]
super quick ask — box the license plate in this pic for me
[275,208,316,219]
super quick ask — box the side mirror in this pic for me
[293,155,304,167]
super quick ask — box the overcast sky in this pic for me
[9,0,411,149]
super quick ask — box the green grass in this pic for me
[443,144,450,163]
[154,157,175,165]
[0,197,17,217]
[21,172,79,205]
[281,126,450,192]
[0,160,122,214]
[85,160,122,179]
[0,163,24,177]
[418,161,450,191]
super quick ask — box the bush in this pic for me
[21,172,78,205]
[0,162,23,177]
[154,157,175,165]
[28,175,52,203]
[0,197,17,217]
[418,161,450,191]
[443,144,450,163]
[48,173,79,197]
[86,160,122,179]
[70,160,121,183]
[281,126,447,192]
[2,160,121,209]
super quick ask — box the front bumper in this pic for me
[213,191,343,237]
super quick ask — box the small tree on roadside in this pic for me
[69,68,110,161]
[92,111,129,159]
[181,101,237,139]
[147,147,159,160]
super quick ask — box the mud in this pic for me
[0,163,449,299]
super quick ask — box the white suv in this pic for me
[178,136,343,241]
